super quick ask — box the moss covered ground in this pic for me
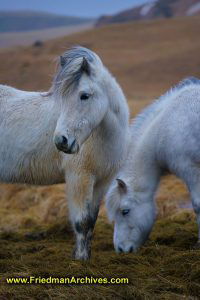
[0,209,199,300]
[0,177,199,300]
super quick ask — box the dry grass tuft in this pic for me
[0,211,199,299]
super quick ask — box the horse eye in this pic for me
[80,93,90,101]
[122,209,130,216]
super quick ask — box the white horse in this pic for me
[106,77,200,253]
[0,47,129,260]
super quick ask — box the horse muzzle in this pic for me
[117,245,134,253]
[54,135,79,154]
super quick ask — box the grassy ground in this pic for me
[0,158,197,300]
[0,209,199,299]
[0,16,200,299]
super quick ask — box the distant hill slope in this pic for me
[0,23,94,49]
[96,0,200,26]
[0,15,200,101]
[0,11,93,32]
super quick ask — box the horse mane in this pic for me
[131,77,200,139]
[106,77,200,219]
[51,46,101,96]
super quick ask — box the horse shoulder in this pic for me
[0,84,44,103]
[0,84,18,101]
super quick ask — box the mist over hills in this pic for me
[0,11,93,32]
[96,0,200,26]
[0,0,152,18]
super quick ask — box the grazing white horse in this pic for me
[0,47,129,260]
[106,77,200,253]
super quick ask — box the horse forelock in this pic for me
[52,46,102,97]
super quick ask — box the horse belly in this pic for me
[0,139,64,185]
[0,156,65,185]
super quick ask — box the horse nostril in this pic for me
[54,135,68,152]
[61,135,68,145]
[55,136,79,154]
[118,247,123,253]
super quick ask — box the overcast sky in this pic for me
[0,0,153,18]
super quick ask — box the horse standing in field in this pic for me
[0,47,129,260]
[106,77,200,253]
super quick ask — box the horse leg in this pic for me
[191,193,200,246]
[189,178,200,246]
[72,201,99,260]
[66,173,99,260]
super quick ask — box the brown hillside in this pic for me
[0,16,200,101]
[0,16,200,299]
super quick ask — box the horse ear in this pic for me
[116,178,127,193]
[60,56,66,67]
[81,57,90,76]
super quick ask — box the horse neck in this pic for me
[94,73,129,163]
[40,93,60,131]
[127,132,161,202]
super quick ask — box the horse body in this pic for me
[0,47,129,260]
[106,77,200,253]
[0,85,63,185]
